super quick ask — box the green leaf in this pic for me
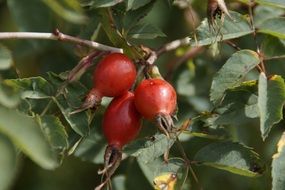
[42,0,88,24]
[122,1,155,31]
[176,67,195,97]
[112,175,127,190]
[272,132,285,190]
[254,6,285,27]
[74,126,106,164]
[261,36,285,58]
[92,0,123,8]
[256,0,285,8]
[79,15,101,40]
[258,73,285,140]
[258,17,285,39]
[127,23,166,39]
[4,77,54,99]
[187,112,229,140]
[192,11,253,46]
[127,0,152,10]
[0,82,21,108]
[37,115,68,152]
[7,0,53,32]
[210,50,260,105]
[53,97,90,137]
[215,80,259,125]
[0,45,13,70]
[0,107,58,169]
[194,142,265,177]
[0,134,18,190]
[138,157,190,189]
[46,73,90,136]
[124,134,175,163]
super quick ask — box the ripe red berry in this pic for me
[72,53,136,114]
[93,53,136,98]
[134,78,177,120]
[95,92,142,190]
[134,78,177,136]
[103,91,142,148]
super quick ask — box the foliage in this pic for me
[0,0,285,190]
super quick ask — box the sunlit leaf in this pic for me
[194,142,265,177]
[256,0,285,8]
[258,17,285,39]
[272,132,285,190]
[192,11,253,46]
[37,115,68,152]
[0,134,18,190]
[0,107,58,169]
[210,50,260,105]
[258,73,285,140]
[4,77,54,99]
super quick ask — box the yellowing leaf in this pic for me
[273,132,285,159]
[153,173,177,190]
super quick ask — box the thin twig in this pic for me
[157,37,192,56]
[0,30,122,53]
[146,37,192,65]
[225,40,241,51]
[264,55,285,61]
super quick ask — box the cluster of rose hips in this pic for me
[77,53,177,189]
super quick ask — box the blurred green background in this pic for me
[1,0,285,189]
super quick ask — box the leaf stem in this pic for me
[247,0,266,74]
[175,137,203,190]
[0,30,122,53]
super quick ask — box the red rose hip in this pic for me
[93,53,136,98]
[103,91,142,148]
[134,78,177,136]
[95,92,142,190]
[71,53,136,114]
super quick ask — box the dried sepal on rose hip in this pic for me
[207,0,233,30]
[71,53,137,114]
[134,78,177,138]
[95,92,142,190]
